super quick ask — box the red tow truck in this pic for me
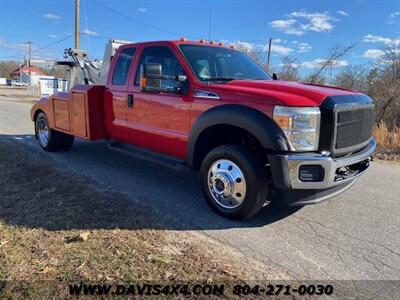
[31,39,376,219]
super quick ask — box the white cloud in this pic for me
[273,39,311,54]
[295,58,348,69]
[270,19,305,35]
[336,10,349,16]
[272,38,283,43]
[228,39,310,56]
[42,13,61,20]
[271,44,294,55]
[388,11,400,23]
[231,41,255,52]
[0,38,28,51]
[363,49,385,59]
[297,42,312,53]
[0,38,57,60]
[48,34,58,38]
[290,11,335,32]
[363,34,400,46]
[270,11,336,36]
[229,40,294,56]
[389,11,400,18]
[82,28,98,36]
[138,8,147,13]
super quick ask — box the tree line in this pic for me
[238,43,400,128]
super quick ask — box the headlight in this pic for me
[273,106,320,151]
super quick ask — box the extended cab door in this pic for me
[105,47,136,141]
[126,45,191,159]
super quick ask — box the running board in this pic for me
[108,142,189,171]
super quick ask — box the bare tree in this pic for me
[370,46,400,127]
[307,42,358,84]
[234,43,264,68]
[277,56,300,81]
[333,65,369,91]
[0,60,19,79]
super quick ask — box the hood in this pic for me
[208,80,359,106]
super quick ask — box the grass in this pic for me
[0,139,277,299]
[373,122,400,161]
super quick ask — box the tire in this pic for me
[35,112,74,151]
[200,144,269,220]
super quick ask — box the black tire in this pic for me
[200,144,269,220]
[35,112,74,151]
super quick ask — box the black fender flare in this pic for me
[187,104,289,168]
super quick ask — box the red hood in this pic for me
[207,80,360,106]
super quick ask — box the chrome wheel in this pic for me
[37,115,49,147]
[207,159,247,209]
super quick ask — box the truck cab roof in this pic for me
[118,39,233,50]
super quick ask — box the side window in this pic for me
[134,46,184,88]
[111,47,136,85]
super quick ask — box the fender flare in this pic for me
[187,104,289,168]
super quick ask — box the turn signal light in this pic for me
[140,77,147,89]
[274,115,291,128]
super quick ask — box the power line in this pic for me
[33,34,74,52]
[89,0,200,40]
[0,34,74,60]
[82,0,92,53]
[80,33,113,40]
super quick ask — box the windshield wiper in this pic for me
[201,77,236,82]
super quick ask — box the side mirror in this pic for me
[140,63,187,93]
[272,73,278,80]
[141,63,162,92]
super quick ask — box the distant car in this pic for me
[11,80,28,87]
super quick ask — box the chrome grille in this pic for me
[333,104,374,155]
[319,95,375,157]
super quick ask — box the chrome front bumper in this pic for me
[284,138,376,189]
[268,138,376,191]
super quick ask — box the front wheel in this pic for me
[200,145,269,220]
[35,112,74,151]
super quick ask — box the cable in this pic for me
[82,0,92,54]
[80,33,113,40]
[33,34,74,52]
[89,0,200,40]
[0,32,113,60]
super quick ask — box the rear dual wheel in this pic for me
[35,112,74,151]
[200,145,269,220]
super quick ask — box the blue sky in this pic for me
[0,0,399,71]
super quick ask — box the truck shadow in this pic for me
[0,135,302,232]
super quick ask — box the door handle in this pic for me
[127,94,134,108]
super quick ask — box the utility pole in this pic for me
[266,37,272,72]
[75,0,80,49]
[25,41,33,86]
[19,57,22,85]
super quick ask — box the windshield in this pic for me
[179,44,270,83]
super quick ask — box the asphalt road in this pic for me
[1,95,399,284]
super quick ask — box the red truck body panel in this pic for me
[31,40,362,160]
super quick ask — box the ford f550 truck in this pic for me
[31,40,376,219]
